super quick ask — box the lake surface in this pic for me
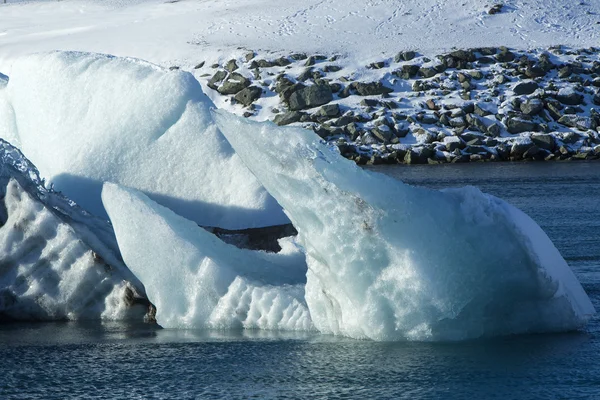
[2,162,599,399]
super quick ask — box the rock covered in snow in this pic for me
[214,110,595,341]
[101,183,313,331]
[0,51,287,230]
[0,139,152,322]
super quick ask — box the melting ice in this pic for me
[213,110,595,341]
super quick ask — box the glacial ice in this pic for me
[101,182,313,331]
[0,139,151,321]
[214,110,595,341]
[0,51,287,229]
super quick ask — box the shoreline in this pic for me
[194,45,600,165]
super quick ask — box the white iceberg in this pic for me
[101,182,313,331]
[0,139,151,322]
[213,110,595,341]
[0,51,287,229]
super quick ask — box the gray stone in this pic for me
[558,115,597,131]
[420,114,439,125]
[510,140,534,159]
[556,87,583,106]
[194,61,205,69]
[506,117,536,134]
[487,123,501,137]
[394,64,420,79]
[513,81,539,95]
[217,73,251,95]
[225,59,239,72]
[419,67,437,78]
[530,133,556,151]
[273,111,303,126]
[288,84,333,110]
[520,98,544,115]
[207,70,228,90]
[474,103,493,117]
[360,98,380,108]
[354,81,394,96]
[317,104,341,118]
[466,114,487,132]
[234,86,263,106]
[394,51,417,62]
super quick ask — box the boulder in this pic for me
[556,87,583,106]
[273,111,304,126]
[513,81,539,95]
[354,81,394,96]
[217,73,251,95]
[288,84,333,111]
[506,117,536,134]
[234,86,263,106]
[520,98,544,115]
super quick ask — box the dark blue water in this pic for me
[1,162,599,399]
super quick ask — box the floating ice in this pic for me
[1,51,287,229]
[0,139,151,321]
[102,182,313,331]
[214,110,595,341]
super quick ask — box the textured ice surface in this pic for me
[0,139,151,321]
[214,110,595,341]
[102,183,313,331]
[1,51,286,229]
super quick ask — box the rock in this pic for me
[394,51,416,63]
[360,99,380,108]
[217,72,251,95]
[513,81,539,95]
[317,104,341,118]
[466,114,487,132]
[449,116,467,128]
[556,87,584,106]
[520,98,544,115]
[354,81,394,96]
[522,145,541,159]
[449,50,476,62]
[495,48,515,62]
[273,111,304,126]
[420,114,439,125]
[194,61,205,69]
[245,52,256,62]
[474,103,493,117]
[290,53,308,61]
[530,133,556,151]
[372,125,394,143]
[558,115,597,131]
[225,59,239,72]
[510,139,534,159]
[254,59,275,68]
[558,65,572,79]
[488,3,503,14]
[506,117,536,134]
[419,67,438,78]
[324,65,342,73]
[367,61,386,69]
[487,123,501,137]
[272,57,290,67]
[443,136,464,152]
[464,145,488,155]
[297,68,313,82]
[394,64,420,79]
[234,86,263,106]
[525,66,546,78]
[288,84,333,111]
[207,70,228,90]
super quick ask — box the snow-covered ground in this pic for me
[0,0,599,72]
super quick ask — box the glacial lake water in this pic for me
[1,161,599,399]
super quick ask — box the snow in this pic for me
[1,0,599,72]
[101,182,313,331]
[0,139,150,321]
[214,110,595,341]
[1,51,287,229]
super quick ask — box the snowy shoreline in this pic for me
[196,45,600,165]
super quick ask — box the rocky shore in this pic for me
[193,46,600,165]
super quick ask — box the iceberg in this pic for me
[101,182,313,331]
[213,110,595,341]
[0,51,287,229]
[0,139,152,322]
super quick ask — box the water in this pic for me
[1,162,599,399]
